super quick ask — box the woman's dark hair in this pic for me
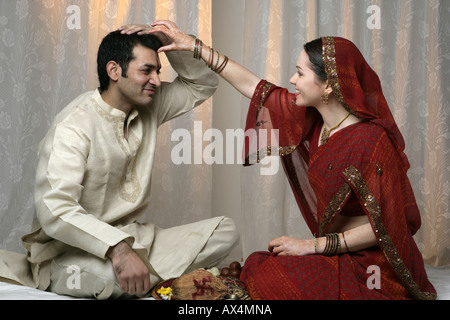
[303,38,328,83]
[97,30,162,92]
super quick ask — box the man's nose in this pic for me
[150,73,161,87]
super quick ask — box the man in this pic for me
[0,30,238,299]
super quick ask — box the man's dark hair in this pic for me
[303,38,328,83]
[97,30,163,92]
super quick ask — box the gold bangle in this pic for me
[313,234,318,255]
[193,38,202,60]
[342,232,350,253]
[215,56,229,74]
[336,233,341,254]
[323,234,331,256]
[212,50,221,71]
[208,47,214,68]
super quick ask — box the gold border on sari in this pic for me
[321,37,354,116]
[318,183,352,236]
[343,165,436,300]
[257,81,275,113]
[245,81,297,165]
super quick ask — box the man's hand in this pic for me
[106,241,151,296]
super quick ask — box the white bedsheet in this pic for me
[1,265,449,300]
[425,265,450,300]
[0,281,155,300]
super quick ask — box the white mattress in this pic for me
[0,265,448,300]
[0,281,155,300]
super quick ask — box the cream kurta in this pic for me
[0,51,236,294]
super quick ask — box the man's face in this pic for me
[116,44,161,108]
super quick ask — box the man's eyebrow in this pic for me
[296,66,303,70]
[141,63,162,73]
[141,64,159,69]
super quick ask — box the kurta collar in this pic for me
[93,88,139,122]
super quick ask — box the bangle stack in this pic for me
[193,38,229,74]
[214,54,229,74]
[322,233,341,256]
[207,47,229,74]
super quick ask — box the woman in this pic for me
[121,21,436,300]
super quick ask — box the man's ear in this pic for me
[106,61,121,83]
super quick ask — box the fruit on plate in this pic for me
[220,261,242,279]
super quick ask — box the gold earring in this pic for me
[321,91,329,105]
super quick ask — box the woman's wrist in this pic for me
[313,233,352,256]
[192,38,229,74]
[313,235,326,255]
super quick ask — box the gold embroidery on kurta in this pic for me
[93,99,142,203]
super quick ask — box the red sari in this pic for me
[240,37,436,300]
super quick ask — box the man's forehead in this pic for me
[131,44,161,68]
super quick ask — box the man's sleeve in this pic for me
[152,49,219,126]
[35,123,134,260]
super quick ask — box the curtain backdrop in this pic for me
[0,0,449,268]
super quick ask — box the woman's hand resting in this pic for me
[268,236,315,256]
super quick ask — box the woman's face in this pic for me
[289,50,328,107]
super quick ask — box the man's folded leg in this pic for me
[48,247,161,299]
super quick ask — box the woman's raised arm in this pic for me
[120,21,261,99]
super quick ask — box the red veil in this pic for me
[242,37,436,299]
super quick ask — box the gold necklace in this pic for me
[320,112,352,145]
